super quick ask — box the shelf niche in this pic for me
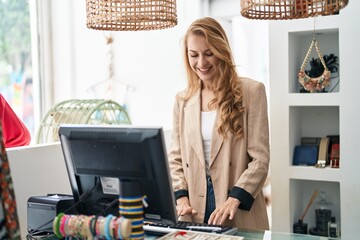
[289,29,339,94]
[289,106,339,166]
[290,179,340,237]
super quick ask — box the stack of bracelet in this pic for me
[119,196,146,239]
[52,213,131,239]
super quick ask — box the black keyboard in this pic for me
[143,221,237,236]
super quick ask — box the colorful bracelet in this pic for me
[90,216,98,237]
[84,215,93,239]
[109,216,116,238]
[53,213,64,239]
[116,216,123,239]
[75,215,85,237]
[59,214,68,237]
[64,215,72,236]
[95,216,103,237]
[121,217,132,238]
[104,214,113,240]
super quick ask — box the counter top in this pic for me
[236,229,333,240]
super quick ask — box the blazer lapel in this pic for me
[210,111,224,167]
[184,89,205,168]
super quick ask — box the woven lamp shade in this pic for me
[241,0,348,20]
[86,0,177,31]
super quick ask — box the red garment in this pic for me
[0,94,31,148]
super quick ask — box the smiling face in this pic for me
[186,33,219,84]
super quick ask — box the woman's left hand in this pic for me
[207,197,240,225]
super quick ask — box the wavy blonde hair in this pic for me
[181,17,244,138]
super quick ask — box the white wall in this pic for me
[44,0,269,132]
[47,0,205,131]
[7,143,71,238]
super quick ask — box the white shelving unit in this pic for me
[269,1,360,239]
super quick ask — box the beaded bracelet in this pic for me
[64,215,72,236]
[109,216,117,238]
[121,217,132,238]
[68,215,78,236]
[75,215,86,237]
[96,216,104,237]
[59,214,68,237]
[80,215,89,237]
[84,216,93,239]
[115,216,124,239]
[90,215,98,238]
[53,214,138,239]
[53,213,64,239]
[101,216,108,238]
[104,214,113,240]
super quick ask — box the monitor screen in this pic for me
[58,124,177,225]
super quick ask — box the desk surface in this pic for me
[32,230,333,240]
[235,229,332,240]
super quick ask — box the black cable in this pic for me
[26,178,99,238]
[96,198,119,217]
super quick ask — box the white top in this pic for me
[201,110,217,175]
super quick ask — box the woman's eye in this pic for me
[205,52,213,56]
[189,54,198,58]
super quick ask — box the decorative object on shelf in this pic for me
[300,53,339,93]
[298,35,331,93]
[330,143,340,168]
[293,145,318,166]
[86,0,177,31]
[301,137,321,146]
[293,189,319,234]
[309,191,333,237]
[240,0,349,20]
[36,99,131,144]
[327,135,340,168]
[315,137,330,168]
[328,216,340,238]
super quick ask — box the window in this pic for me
[0,0,36,140]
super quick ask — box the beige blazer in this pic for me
[168,77,270,230]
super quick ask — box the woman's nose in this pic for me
[198,55,207,67]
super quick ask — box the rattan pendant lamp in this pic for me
[241,0,348,20]
[86,0,177,31]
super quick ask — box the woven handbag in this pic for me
[298,37,331,93]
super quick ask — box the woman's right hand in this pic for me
[176,196,198,217]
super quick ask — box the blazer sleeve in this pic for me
[168,96,189,200]
[229,80,270,210]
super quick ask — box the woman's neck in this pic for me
[201,88,216,111]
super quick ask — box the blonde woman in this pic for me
[168,17,270,230]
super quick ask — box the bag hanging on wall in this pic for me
[298,37,331,93]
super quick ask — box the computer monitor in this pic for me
[58,124,177,225]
